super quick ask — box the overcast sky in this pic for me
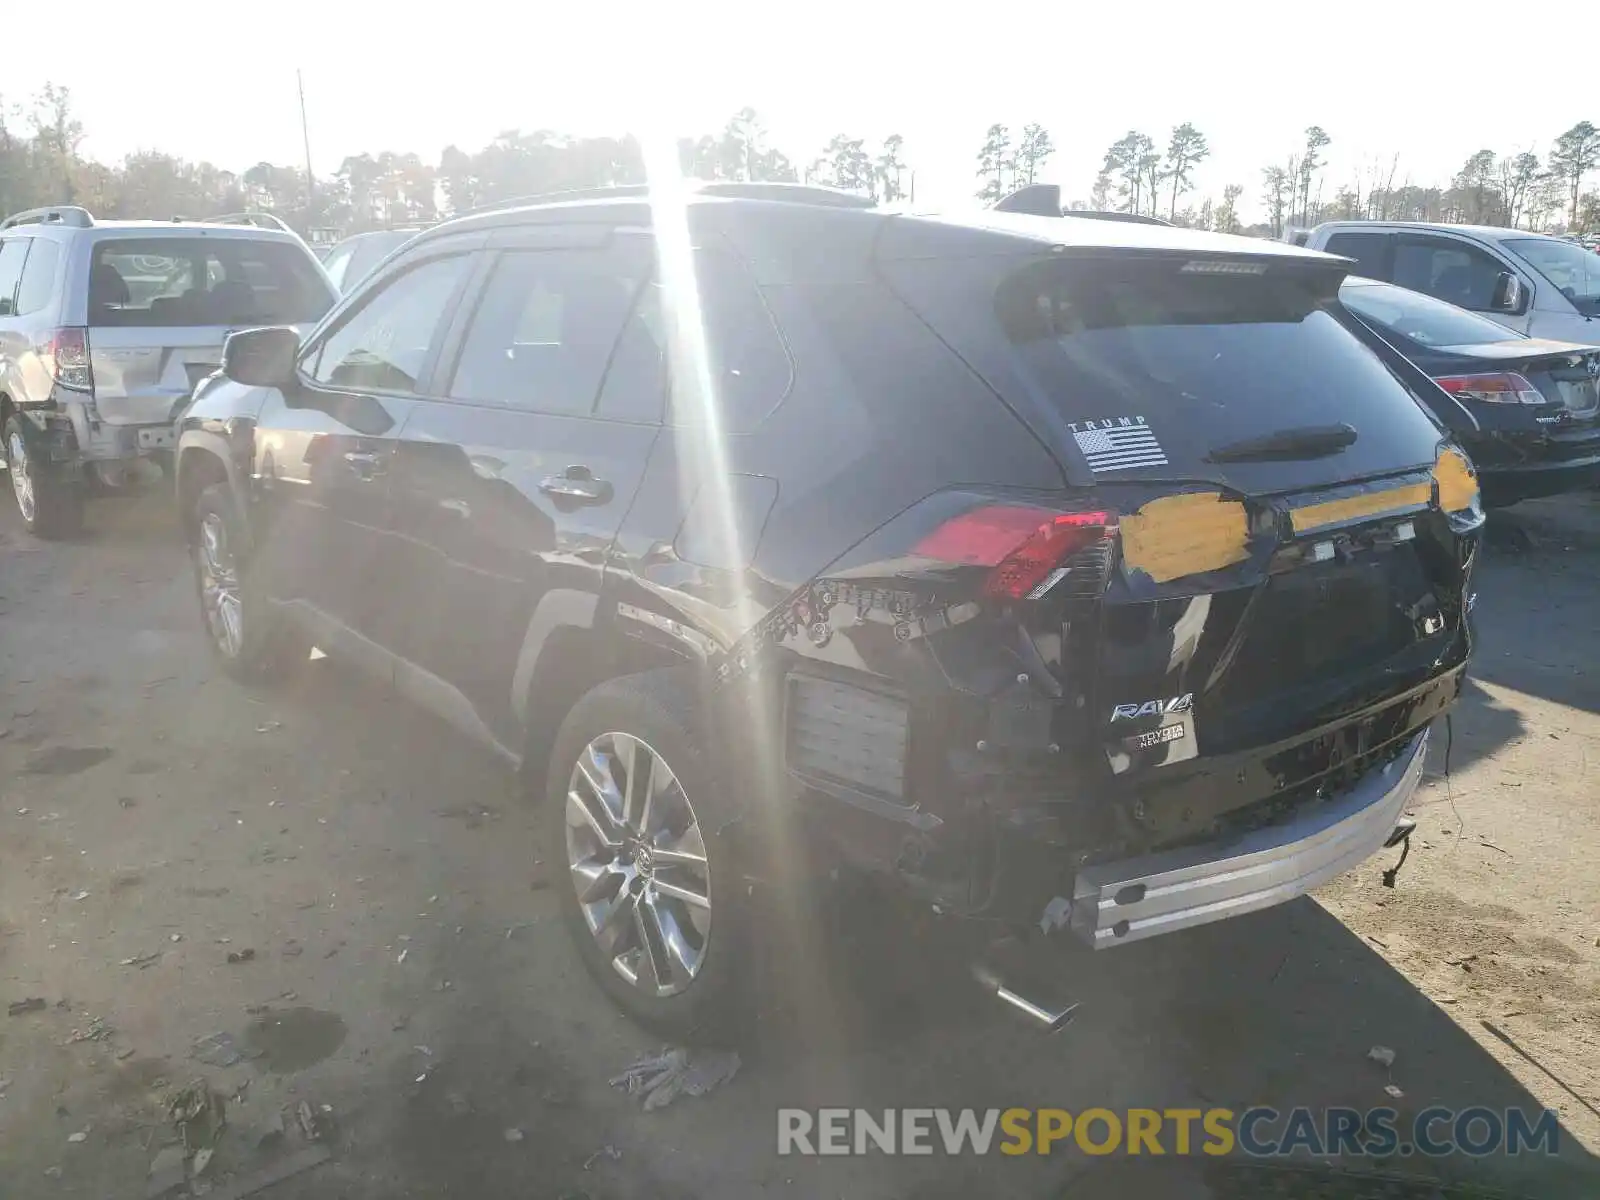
[11,0,1594,219]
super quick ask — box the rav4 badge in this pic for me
[1111,693,1194,721]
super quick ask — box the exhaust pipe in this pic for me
[972,963,1080,1033]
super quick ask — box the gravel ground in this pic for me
[2,490,1598,1200]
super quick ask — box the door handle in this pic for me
[343,449,385,479]
[539,466,612,504]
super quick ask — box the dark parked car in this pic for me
[176,188,1481,1034]
[1340,276,1600,505]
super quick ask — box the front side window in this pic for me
[309,254,470,393]
[448,248,647,414]
[1391,237,1506,312]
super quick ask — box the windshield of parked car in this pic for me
[1339,278,1523,348]
[89,237,334,327]
[1503,237,1600,316]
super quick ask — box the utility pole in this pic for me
[297,69,315,222]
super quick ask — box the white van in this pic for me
[1301,221,1600,347]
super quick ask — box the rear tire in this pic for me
[546,670,747,1041]
[5,416,84,539]
[190,483,309,684]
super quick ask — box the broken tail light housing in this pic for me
[1434,371,1544,405]
[912,505,1116,600]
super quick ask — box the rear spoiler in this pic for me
[991,185,1176,226]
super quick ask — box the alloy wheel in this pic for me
[196,511,244,659]
[8,431,35,524]
[564,732,711,998]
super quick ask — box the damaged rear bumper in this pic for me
[1068,726,1429,948]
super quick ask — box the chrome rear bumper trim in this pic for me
[1071,729,1429,948]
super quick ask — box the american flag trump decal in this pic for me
[1068,416,1168,472]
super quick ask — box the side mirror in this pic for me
[1490,272,1528,316]
[222,326,300,389]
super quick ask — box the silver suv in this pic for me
[0,206,336,536]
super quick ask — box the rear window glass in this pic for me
[88,238,332,328]
[984,257,1443,480]
[1340,280,1520,348]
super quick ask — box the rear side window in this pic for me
[88,238,333,327]
[16,238,61,315]
[1323,231,1389,280]
[658,250,792,432]
[0,238,27,316]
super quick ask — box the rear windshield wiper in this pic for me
[1206,423,1357,463]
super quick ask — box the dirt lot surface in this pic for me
[2,492,1598,1200]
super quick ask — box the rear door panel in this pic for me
[388,404,657,742]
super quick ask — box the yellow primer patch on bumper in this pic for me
[1289,483,1430,536]
[1433,448,1479,513]
[1120,492,1250,584]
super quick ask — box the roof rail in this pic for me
[199,212,295,233]
[457,180,877,220]
[1,205,95,231]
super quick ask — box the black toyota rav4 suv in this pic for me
[177,182,1482,1034]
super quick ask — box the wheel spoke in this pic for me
[617,735,643,832]
[570,747,624,847]
[632,898,671,993]
[593,889,637,956]
[218,593,243,656]
[649,844,707,869]
[649,900,700,986]
[626,742,659,836]
[570,857,623,905]
[651,875,710,910]
[568,787,624,849]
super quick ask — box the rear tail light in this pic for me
[1434,371,1543,405]
[41,327,94,392]
[911,505,1116,600]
